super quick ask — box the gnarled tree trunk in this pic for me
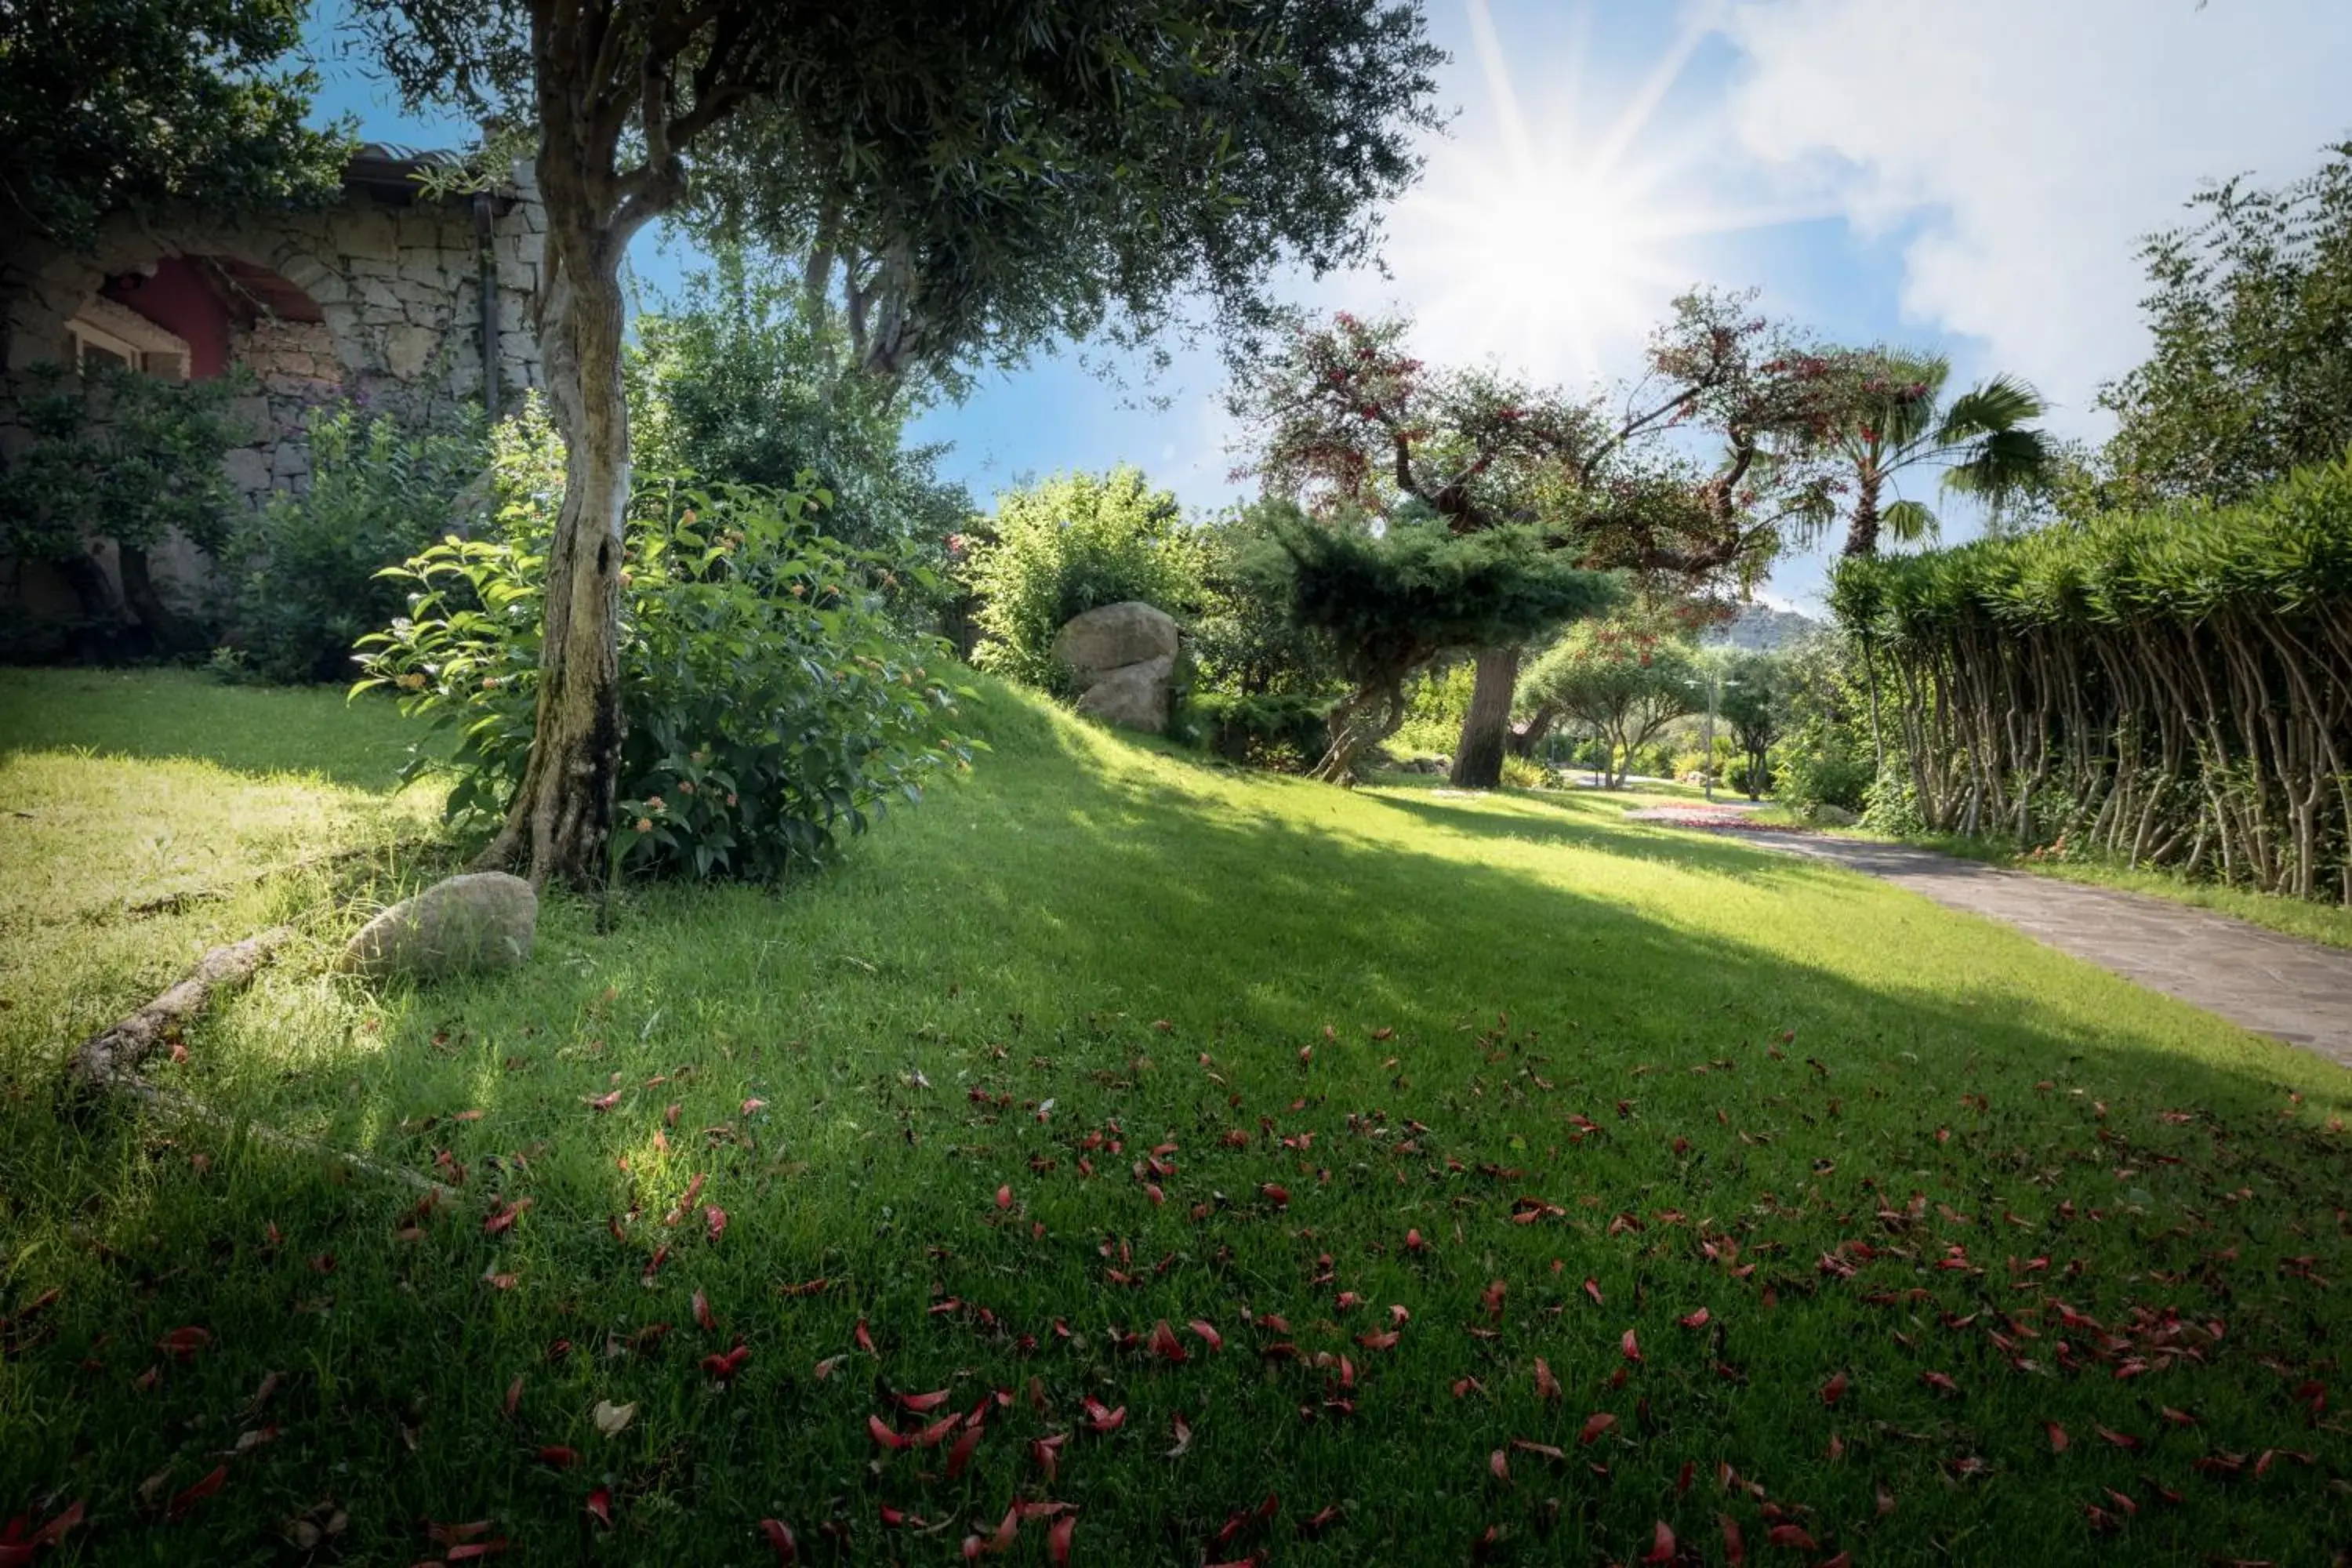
[470,201,632,887]
[1448,644,1519,788]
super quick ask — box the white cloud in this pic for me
[1718,0,2352,432]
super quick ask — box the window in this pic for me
[65,298,190,381]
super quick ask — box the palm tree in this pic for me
[1835,354,2053,557]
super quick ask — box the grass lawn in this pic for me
[3,666,2349,1566]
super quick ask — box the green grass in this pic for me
[3,670,2350,1566]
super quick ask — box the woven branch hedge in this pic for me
[1828,452,2352,902]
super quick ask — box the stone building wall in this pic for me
[0,156,546,637]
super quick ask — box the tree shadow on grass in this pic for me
[9,695,2352,1567]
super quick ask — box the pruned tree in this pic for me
[1516,615,1697,789]
[1245,504,1617,782]
[353,0,1443,884]
[1231,293,1860,789]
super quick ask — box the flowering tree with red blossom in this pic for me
[1231,292,1867,787]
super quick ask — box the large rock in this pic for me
[338,872,536,982]
[1073,653,1176,733]
[1051,601,1180,682]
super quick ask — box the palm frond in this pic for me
[1936,376,2046,442]
[1881,498,1940,545]
[1944,427,2053,499]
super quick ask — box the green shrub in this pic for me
[1771,721,1873,813]
[963,467,1207,689]
[1498,753,1548,789]
[1725,753,1770,797]
[1190,689,1330,769]
[227,405,488,682]
[356,410,973,882]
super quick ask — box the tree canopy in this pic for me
[2097,140,2352,508]
[1517,612,1699,789]
[350,0,1446,885]
[0,0,352,248]
[1247,505,1618,781]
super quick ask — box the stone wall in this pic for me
[0,160,546,637]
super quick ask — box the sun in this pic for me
[1367,0,1813,389]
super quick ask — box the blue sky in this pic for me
[306,0,2352,612]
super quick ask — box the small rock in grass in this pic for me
[337,872,536,981]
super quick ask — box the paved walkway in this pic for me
[1630,808,2352,1062]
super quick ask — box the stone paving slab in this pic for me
[1717,829,2352,1065]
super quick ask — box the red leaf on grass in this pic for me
[1578,1412,1617,1445]
[1405,1228,1428,1252]
[1766,1523,1817,1550]
[897,1388,952,1414]
[1920,1370,1959,1396]
[1639,1520,1675,1563]
[1082,1398,1126,1433]
[165,1465,227,1520]
[445,1543,512,1562]
[1490,1449,1510,1482]
[911,1412,964,1448]
[1149,1320,1189,1363]
[693,1290,716,1332]
[157,1327,210,1361]
[757,1519,798,1562]
[1820,1370,1847,1405]
[854,1319,877,1356]
[1721,1514,1746,1566]
[1300,1504,1341,1537]
[868,1415,909,1450]
[503,1374,523,1418]
[1167,1411,1194,1457]
[704,1205,728,1242]
[585,1091,622,1112]
[701,1343,750,1381]
[536,1446,578,1468]
[948,1421,984,1477]
[1032,1433,1067,1482]
[2094,1425,2140,1450]
[1189,1319,1223,1352]
[1584,1277,1604,1305]
[2045,1421,2069,1453]
[996,1185,1013,1211]
[1510,1439,1566,1461]
[1481,1279,1507,1319]
[642,1245,669,1283]
[586,1489,612,1528]
[1534,1359,1563,1400]
[1679,1307,1711,1329]
[1621,1330,1642,1364]
[1261,1185,1290,1208]
[1047,1514,1074,1566]
[1356,1330,1399,1351]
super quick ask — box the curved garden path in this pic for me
[1633,806,2352,1063]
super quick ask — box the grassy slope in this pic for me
[2,669,2348,1566]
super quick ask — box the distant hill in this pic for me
[1701,604,1822,653]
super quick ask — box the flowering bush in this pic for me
[356,400,975,881]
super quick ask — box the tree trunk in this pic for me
[1842,471,1882,558]
[470,216,630,888]
[1509,701,1560,758]
[1449,644,1519,788]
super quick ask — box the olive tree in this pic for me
[1231,294,1860,790]
[353,0,1443,884]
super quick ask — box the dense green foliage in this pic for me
[627,251,971,554]
[0,365,255,650]
[223,406,490,683]
[357,407,971,881]
[1710,648,1787,798]
[1831,452,2352,899]
[2099,141,2352,507]
[1251,510,1619,779]
[962,467,1207,690]
[1766,633,1877,818]
[0,0,350,246]
[1517,614,1697,788]
[9,668,2352,1565]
